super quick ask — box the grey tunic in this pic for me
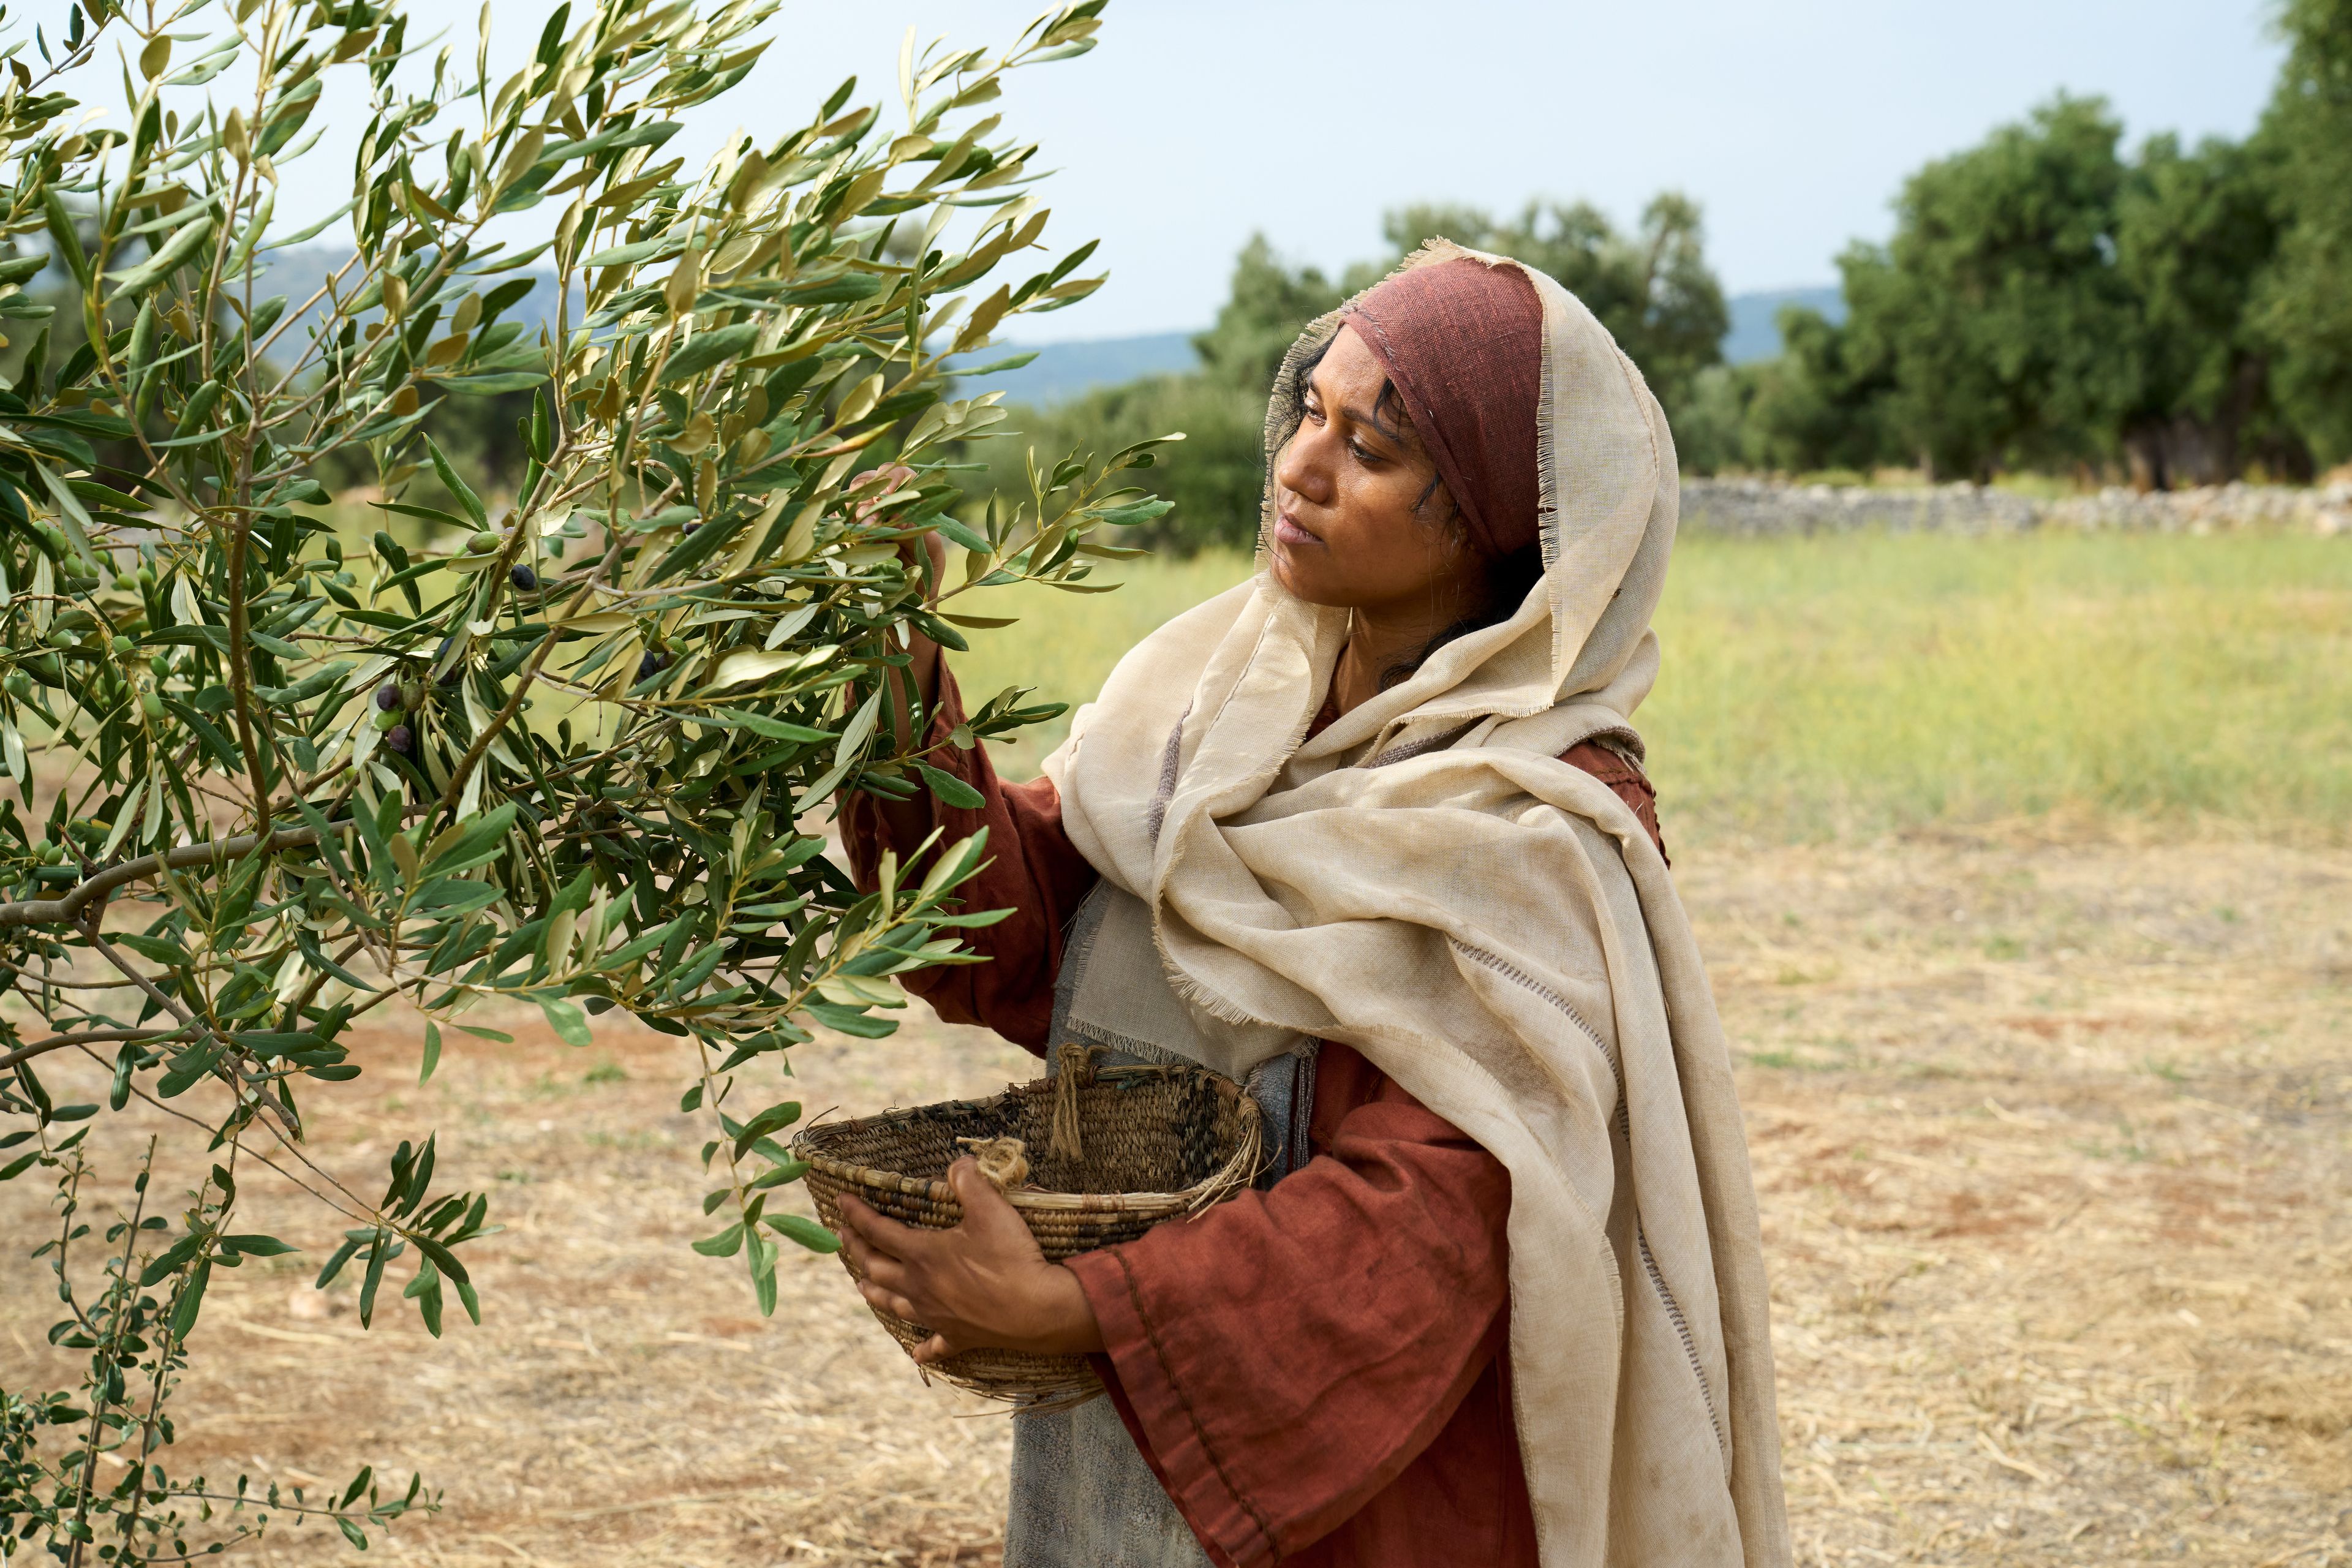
[1003,884,1317,1568]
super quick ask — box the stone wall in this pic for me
[1679,477,2352,537]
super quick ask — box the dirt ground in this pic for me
[4,832,2347,1566]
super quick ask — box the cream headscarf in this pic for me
[1042,241,1789,1567]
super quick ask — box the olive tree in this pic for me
[0,0,1163,1556]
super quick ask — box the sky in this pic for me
[85,0,2288,342]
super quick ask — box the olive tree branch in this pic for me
[0,824,331,929]
[428,456,623,822]
[83,923,303,1142]
[0,1026,196,1072]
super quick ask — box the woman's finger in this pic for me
[831,1208,880,1268]
[851,1243,911,1296]
[944,1159,1046,1256]
[835,1193,922,1259]
[858,1277,924,1324]
[850,462,916,524]
[911,1331,957,1366]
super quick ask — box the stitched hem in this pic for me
[1100,1248,1283,1564]
[1447,936,1727,1466]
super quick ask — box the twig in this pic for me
[0,1027,195,1072]
[0,824,335,929]
[85,929,300,1140]
[431,488,623,823]
[1975,1428,2058,1484]
[64,1136,159,1567]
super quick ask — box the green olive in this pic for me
[468,531,502,554]
[141,692,165,719]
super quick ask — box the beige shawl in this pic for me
[1041,241,1790,1566]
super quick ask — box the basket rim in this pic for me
[790,1056,1261,1215]
[799,1149,1211,1214]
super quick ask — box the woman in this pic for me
[834,243,1790,1568]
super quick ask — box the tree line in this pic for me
[987,0,2351,549]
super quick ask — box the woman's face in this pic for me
[1268,326,1483,624]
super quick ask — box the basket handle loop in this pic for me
[1049,1041,1095,1165]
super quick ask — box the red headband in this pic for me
[1339,257,1543,560]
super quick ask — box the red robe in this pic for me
[845,672,1667,1568]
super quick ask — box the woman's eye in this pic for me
[1348,440,1379,466]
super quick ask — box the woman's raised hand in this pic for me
[832,1159,1104,1363]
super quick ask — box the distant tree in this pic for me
[968,374,1268,552]
[1384,194,1730,416]
[1844,94,2139,481]
[1738,301,1898,475]
[1190,234,1352,393]
[2114,134,2296,486]
[2252,0,2352,466]
[1668,364,1757,477]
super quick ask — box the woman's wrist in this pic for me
[907,638,944,722]
[1024,1262,1106,1357]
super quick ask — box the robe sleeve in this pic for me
[1561,738,1668,865]
[839,664,1098,1053]
[1062,1066,1513,1568]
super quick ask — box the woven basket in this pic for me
[793,1044,1262,1409]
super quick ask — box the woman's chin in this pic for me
[1269,557,1348,609]
[1267,545,1311,599]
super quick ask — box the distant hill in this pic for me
[979,287,1847,407]
[1722,285,1844,364]
[974,331,1200,405]
[246,245,569,342]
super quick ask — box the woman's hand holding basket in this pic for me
[834,1158,1106,1365]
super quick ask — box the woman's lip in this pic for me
[1274,511,1322,548]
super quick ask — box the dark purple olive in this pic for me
[435,635,461,685]
[635,650,671,682]
[680,521,699,535]
[386,723,413,755]
[510,564,538,591]
[375,683,402,711]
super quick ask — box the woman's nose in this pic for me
[1274,429,1331,505]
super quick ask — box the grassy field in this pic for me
[949,531,2352,841]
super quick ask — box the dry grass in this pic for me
[5,830,2348,1564]
[1705,830,2352,1564]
